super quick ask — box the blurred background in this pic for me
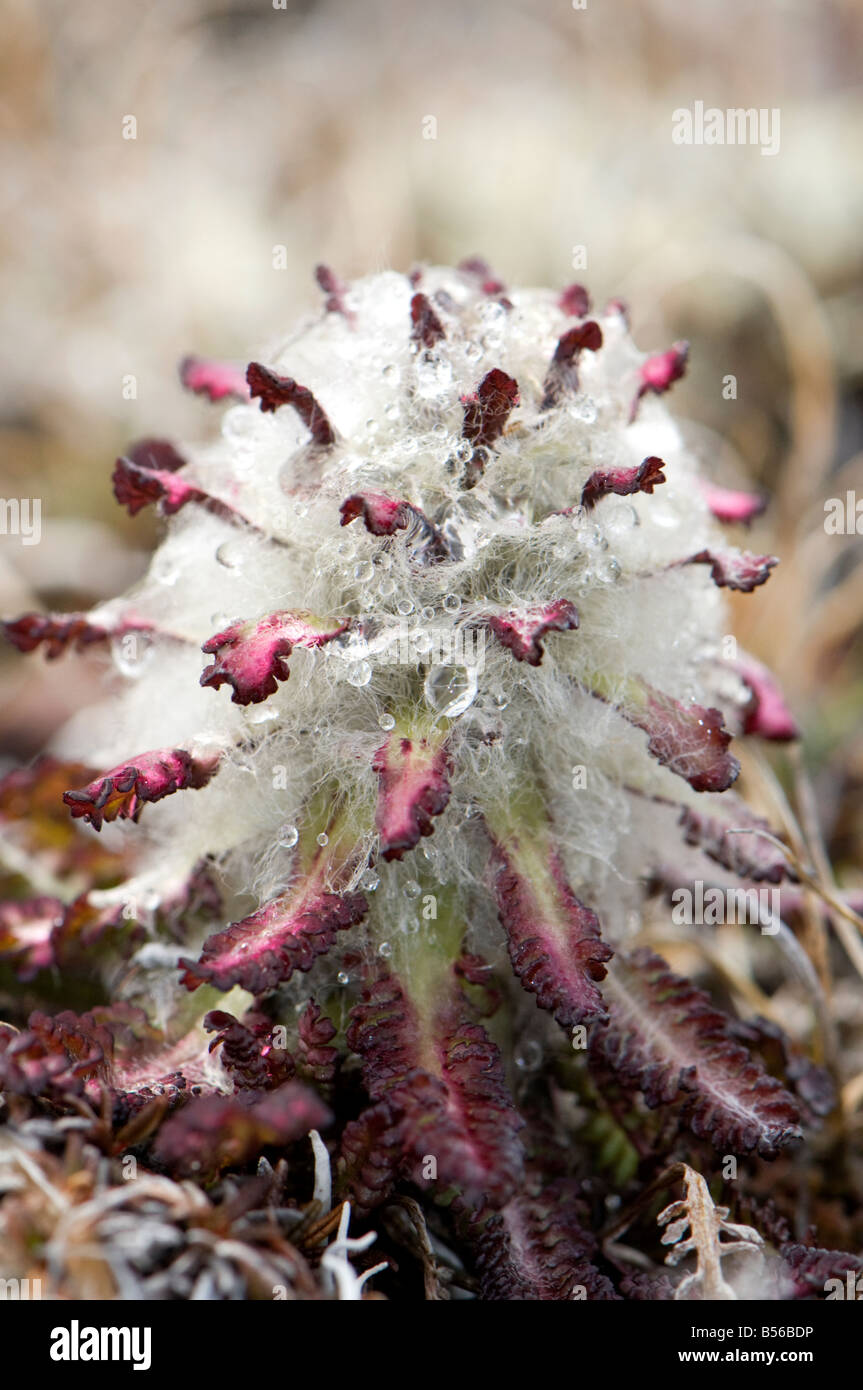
[1,0,862,883]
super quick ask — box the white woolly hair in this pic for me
[56,267,746,985]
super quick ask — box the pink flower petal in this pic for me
[733,654,799,741]
[581,455,666,510]
[457,255,509,298]
[558,283,591,317]
[630,341,689,421]
[200,610,348,705]
[541,322,603,408]
[112,455,208,517]
[125,437,187,472]
[410,292,446,348]
[246,362,336,446]
[179,355,250,402]
[682,548,778,592]
[63,748,220,830]
[314,263,353,321]
[460,368,520,484]
[700,481,768,525]
[462,368,520,449]
[2,612,153,660]
[339,492,411,536]
[373,730,453,861]
[487,599,579,666]
[630,684,739,793]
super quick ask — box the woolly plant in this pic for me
[0,260,839,1300]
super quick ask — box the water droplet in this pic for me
[294,500,309,518]
[277,458,299,494]
[648,499,679,529]
[346,661,372,687]
[316,832,329,847]
[443,593,461,613]
[420,605,435,622]
[382,363,400,384]
[215,539,244,569]
[470,445,491,474]
[478,299,507,326]
[222,407,257,442]
[396,599,414,616]
[378,940,393,958]
[568,395,597,424]
[233,448,255,480]
[378,576,396,597]
[278,824,299,848]
[354,560,374,582]
[403,880,421,900]
[607,503,640,533]
[431,421,448,438]
[514,1039,543,1071]
[415,357,453,399]
[454,439,473,464]
[378,712,396,731]
[583,525,605,549]
[424,663,478,719]
[494,692,509,711]
[110,632,154,679]
[337,970,350,986]
[474,747,493,776]
[361,868,380,891]
[246,703,279,725]
[337,538,356,559]
[152,554,180,586]
[385,402,400,421]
